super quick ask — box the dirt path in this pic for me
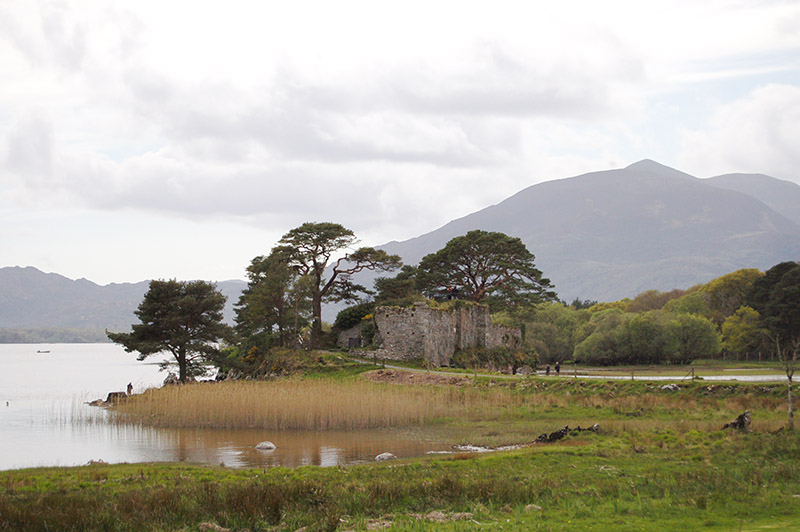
[353,358,789,382]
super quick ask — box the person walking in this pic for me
[545,365,551,376]
[555,361,560,377]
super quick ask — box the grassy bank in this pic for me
[10,371,797,530]
[2,429,799,531]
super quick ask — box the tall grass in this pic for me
[107,377,793,432]
[110,380,524,430]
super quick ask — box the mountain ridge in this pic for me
[3,160,800,333]
[0,266,245,332]
[372,160,800,302]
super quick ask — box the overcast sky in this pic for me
[2,0,799,285]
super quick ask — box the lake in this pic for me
[0,344,450,471]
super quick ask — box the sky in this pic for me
[2,0,799,285]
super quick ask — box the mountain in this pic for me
[5,160,800,333]
[0,266,246,339]
[704,173,800,226]
[372,160,800,303]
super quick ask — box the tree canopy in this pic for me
[374,265,419,306]
[416,230,556,309]
[275,222,401,346]
[234,250,311,351]
[107,279,229,383]
[721,306,768,358]
[748,261,800,428]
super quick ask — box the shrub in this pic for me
[360,316,377,345]
[333,302,375,332]
[451,346,538,373]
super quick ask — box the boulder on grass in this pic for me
[536,426,570,443]
[722,411,751,432]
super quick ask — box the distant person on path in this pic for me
[545,365,551,376]
[127,382,133,396]
[555,362,560,376]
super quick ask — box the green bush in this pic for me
[451,346,538,373]
[360,316,376,345]
[228,347,346,378]
[333,303,375,331]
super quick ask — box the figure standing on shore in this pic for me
[127,382,133,396]
[555,362,560,376]
[545,365,550,376]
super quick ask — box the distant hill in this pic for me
[368,160,800,303]
[0,267,245,342]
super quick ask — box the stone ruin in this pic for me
[338,302,522,367]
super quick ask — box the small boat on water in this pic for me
[36,350,51,354]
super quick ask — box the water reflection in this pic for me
[115,425,449,468]
[0,344,451,470]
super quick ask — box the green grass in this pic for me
[554,362,786,377]
[2,429,799,531]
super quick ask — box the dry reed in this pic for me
[107,378,789,433]
[111,380,522,430]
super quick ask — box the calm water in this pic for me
[0,344,449,471]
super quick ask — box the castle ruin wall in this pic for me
[371,302,522,366]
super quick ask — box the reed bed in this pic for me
[110,380,527,430]
[106,377,792,432]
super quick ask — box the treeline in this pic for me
[108,216,800,383]
[501,265,797,365]
[0,328,112,344]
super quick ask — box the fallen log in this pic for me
[535,423,600,443]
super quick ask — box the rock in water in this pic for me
[105,391,127,403]
[255,441,276,450]
[375,452,396,461]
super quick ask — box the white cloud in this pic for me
[679,84,800,181]
[1,0,799,283]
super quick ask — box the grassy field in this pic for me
[4,370,799,531]
[1,429,799,531]
[361,355,788,378]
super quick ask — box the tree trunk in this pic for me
[788,373,794,430]
[293,291,299,344]
[311,292,323,348]
[178,347,188,384]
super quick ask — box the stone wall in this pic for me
[371,302,521,366]
[337,324,362,348]
[487,324,523,351]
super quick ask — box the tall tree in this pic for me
[626,289,685,313]
[666,313,721,365]
[417,230,556,309]
[235,250,311,349]
[749,261,800,429]
[721,306,769,360]
[108,279,229,383]
[374,265,419,305]
[276,222,401,346]
[701,268,764,326]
